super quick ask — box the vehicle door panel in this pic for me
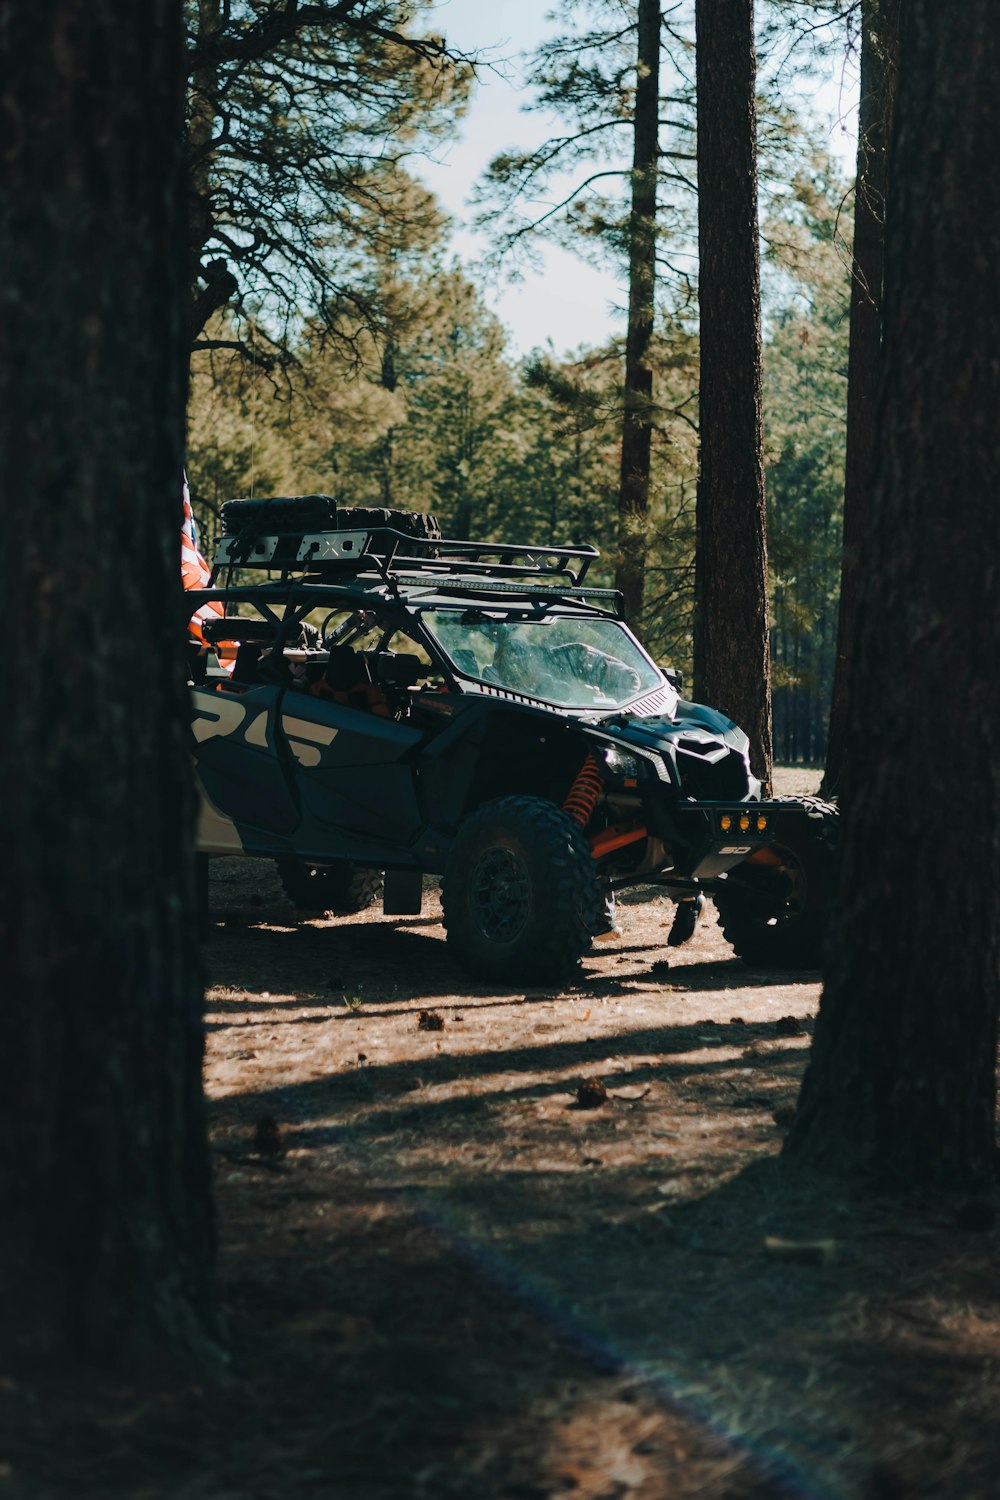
[280,690,424,847]
[192,685,299,838]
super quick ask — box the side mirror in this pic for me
[663,666,684,695]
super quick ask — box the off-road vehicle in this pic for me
[188,496,838,982]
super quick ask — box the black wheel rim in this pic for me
[470,846,531,944]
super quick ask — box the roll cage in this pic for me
[187,520,673,717]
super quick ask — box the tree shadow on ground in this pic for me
[186,865,1000,1498]
[203,905,811,1009]
[207,1052,1000,1500]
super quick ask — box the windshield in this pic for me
[422,610,668,711]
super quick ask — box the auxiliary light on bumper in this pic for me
[719,811,769,833]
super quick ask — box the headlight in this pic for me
[603,746,641,781]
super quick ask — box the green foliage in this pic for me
[186,243,704,678]
[186,13,855,726]
[185,0,473,365]
[187,265,522,537]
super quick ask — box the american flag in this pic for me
[182,475,232,662]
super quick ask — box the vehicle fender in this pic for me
[416,699,595,838]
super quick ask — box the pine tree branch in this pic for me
[188,0,468,75]
[188,0,363,72]
[506,171,629,239]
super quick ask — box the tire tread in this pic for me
[442,795,600,983]
[276,858,383,916]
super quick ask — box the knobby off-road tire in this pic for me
[337,506,442,545]
[713,796,839,969]
[221,495,441,545]
[441,795,602,984]
[276,858,383,916]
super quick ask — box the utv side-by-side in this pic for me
[188,496,838,982]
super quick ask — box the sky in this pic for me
[417,0,860,360]
[418,0,626,360]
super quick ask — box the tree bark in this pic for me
[821,0,900,798]
[616,0,660,625]
[787,0,1000,1187]
[0,0,221,1363]
[693,0,772,789]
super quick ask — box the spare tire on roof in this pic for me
[220,495,441,546]
[221,494,337,536]
[337,507,442,543]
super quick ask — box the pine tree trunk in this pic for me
[773,605,786,762]
[692,0,772,789]
[786,0,1000,1187]
[822,0,900,797]
[616,0,660,624]
[0,0,221,1363]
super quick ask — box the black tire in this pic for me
[441,795,601,983]
[337,507,441,544]
[221,495,441,544]
[713,797,839,969]
[276,858,383,916]
[222,494,338,535]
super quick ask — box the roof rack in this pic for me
[212,526,602,590]
[213,526,373,572]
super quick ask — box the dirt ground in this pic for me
[6,769,1000,1499]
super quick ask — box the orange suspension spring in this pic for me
[563,752,604,827]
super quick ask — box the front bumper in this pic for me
[674,799,781,880]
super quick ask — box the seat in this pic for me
[231,641,262,685]
[324,645,366,691]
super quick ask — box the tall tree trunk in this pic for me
[0,0,220,1363]
[792,634,801,764]
[787,0,1000,1187]
[821,0,900,797]
[693,0,772,790]
[616,0,660,624]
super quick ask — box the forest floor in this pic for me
[6,769,1000,1500]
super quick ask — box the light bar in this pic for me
[393,574,619,599]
